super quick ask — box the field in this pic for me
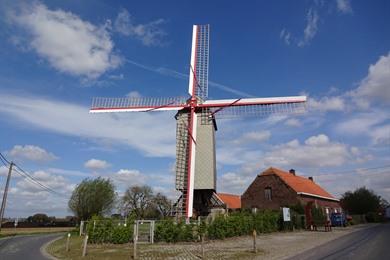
[0,227,74,237]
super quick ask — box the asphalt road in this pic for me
[289,223,390,260]
[0,233,61,260]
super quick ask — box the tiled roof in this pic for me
[217,193,241,209]
[261,167,337,201]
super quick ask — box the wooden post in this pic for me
[79,221,84,236]
[66,233,71,252]
[0,162,14,232]
[201,234,205,259]
[133,222,138,259]
[252,229,257,253]
[82,235,88,257]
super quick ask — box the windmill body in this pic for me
[90,25,307,219]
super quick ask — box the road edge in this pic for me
[285,223,380,260]
[40,235,63,260]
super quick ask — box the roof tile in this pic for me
[261,167,336,200]
[217,193,241,209]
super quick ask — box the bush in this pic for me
[154,219,199,242]
[311,207,326,226]
[87,216,133,244]
[87,210,282,244]
[207,211,280,240]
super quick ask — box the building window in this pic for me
[264,187,272,201]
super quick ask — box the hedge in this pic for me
[87,210,284,244]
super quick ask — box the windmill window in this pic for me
[264,187,272,201]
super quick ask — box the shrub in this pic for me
[155,219,181,242]
[87,216,133,244]
[311,207,326,226]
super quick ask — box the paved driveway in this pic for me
[0,233,61,260]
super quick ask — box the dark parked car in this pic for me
[331,212,346,227]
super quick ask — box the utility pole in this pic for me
[0,162,14,232]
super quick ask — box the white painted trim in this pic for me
[89,106,184,113]
[297,192,340,202]
[187,112,197,218]
[188,25,197,96]
[203,96,307,105]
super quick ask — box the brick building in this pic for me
[217,193,241,211]
[241,167,341,222]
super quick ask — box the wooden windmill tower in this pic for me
[90,25,306,220]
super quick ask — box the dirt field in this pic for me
[47,224,373,259]
[0,227,74,236]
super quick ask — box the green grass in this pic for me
[0,227,75,238]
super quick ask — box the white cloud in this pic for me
[233,131,271,145]
[114,9,166,46]
[9,2,121,79]
[11,170,74,196]
[112,169,146,187]
[308,96,345,112]
[352,53,390,106]
[218,172,253,195]
[370,124,390,145]
[285,118,301,127]
[9,145,57,162]
[126,91,142,98]
[298,8,319,47]
[335,111,389,144]
[0,93,176,157]
[262,134,354,168]
[108,74,124,80]
[0,166,10,177]
[304,134,330,146]
[280,28,291,45]
[84,158,110,170]
[336,0,353,14]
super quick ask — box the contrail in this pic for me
[125,58,255,98]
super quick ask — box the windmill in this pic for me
[90,24,306,220]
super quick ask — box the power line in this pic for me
[0,152,67,197]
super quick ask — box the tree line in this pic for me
[68,177,172,221]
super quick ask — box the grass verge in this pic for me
[0,227,75,238]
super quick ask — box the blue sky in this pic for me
[0,0,389,217]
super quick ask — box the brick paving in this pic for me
[134,225,372,259]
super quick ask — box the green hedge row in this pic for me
[87,216,133,244]
[87,210,293,244]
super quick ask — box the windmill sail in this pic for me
[200,96,306,120]
[188,25,209,100]
[90,97,187,113]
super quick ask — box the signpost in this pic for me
[283,207,291,222]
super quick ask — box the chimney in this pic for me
[308,176,314,182]
[289,169,296,175]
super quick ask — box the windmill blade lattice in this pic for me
[91,97,187,112]
[200,102,306,123]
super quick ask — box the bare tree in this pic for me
[122,185,154,219]
[153,192,172,218]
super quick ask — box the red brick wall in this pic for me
[299,196,341,212]
[241,174,341,212]
[241,174,300,210]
